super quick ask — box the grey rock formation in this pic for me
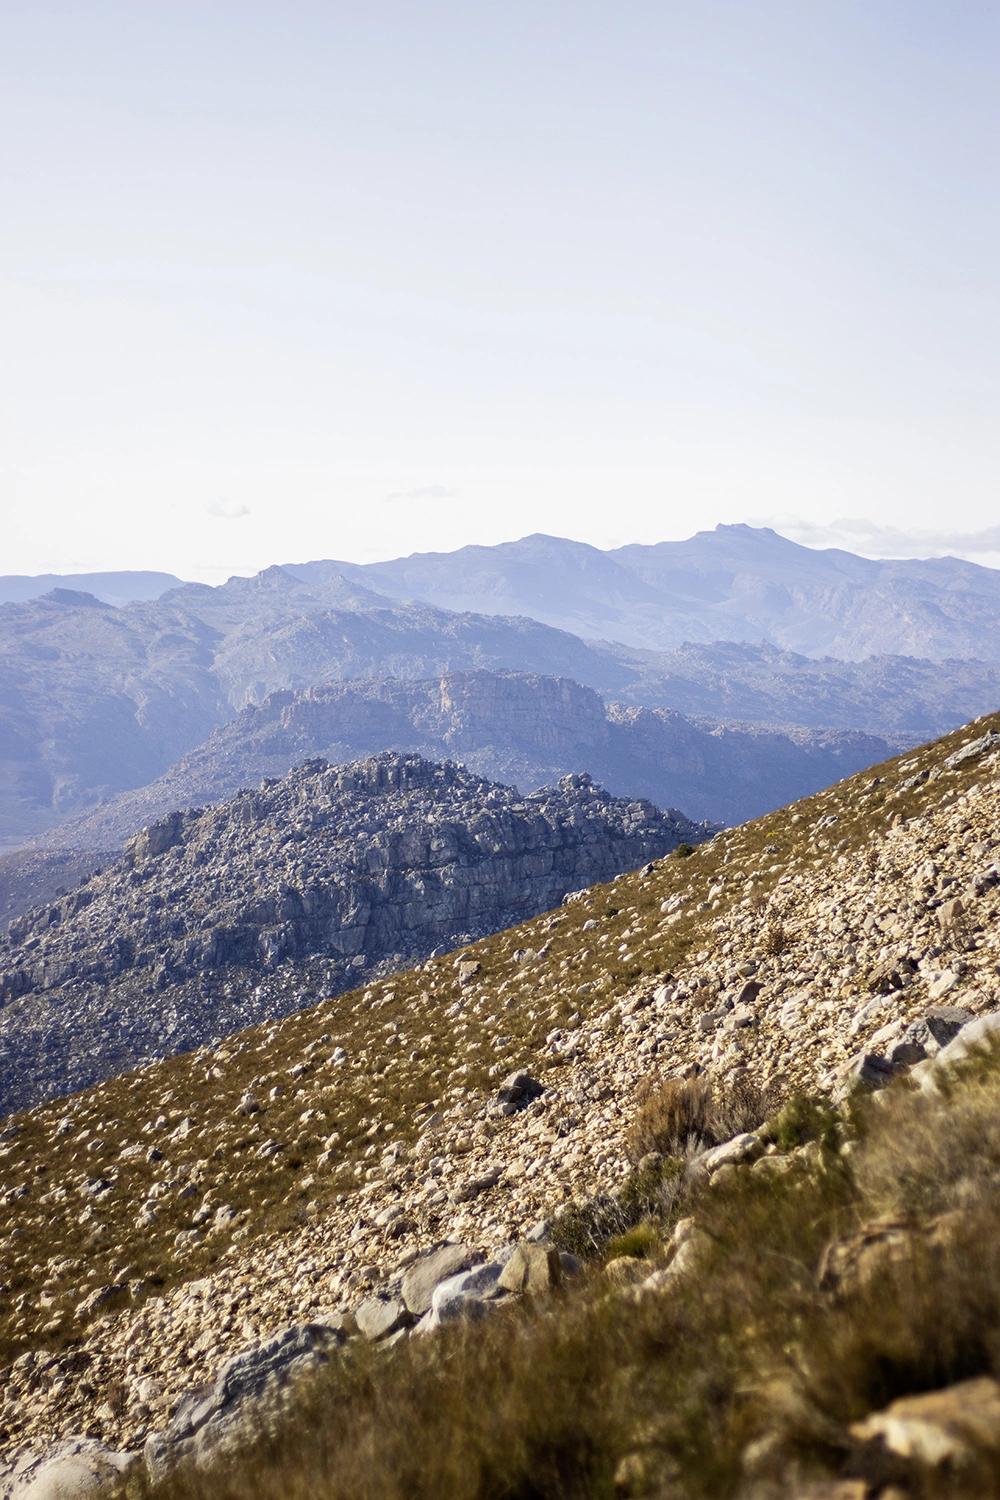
[401,1243,482,1316]
[0,1436,135,1498]
[143,1322,342,1478]
[0,849,112,933]
[17,671,899,870]
[0,752,708,1113]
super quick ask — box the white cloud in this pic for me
[751,515,1000,560]
[206,499,252,520]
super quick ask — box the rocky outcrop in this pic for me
[0,850,112,934]
[19,671,896,866]
[0,752,707,1113]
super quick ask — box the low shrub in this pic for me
[550,1157,685,1260]
[764,1091,840,1153]
[603,1221,660,1261]
[626,1074,782,1162]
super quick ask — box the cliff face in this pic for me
[0,752,708,1113]
[431,671,609,756]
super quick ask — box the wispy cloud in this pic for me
[205,498,252,520]
[752,515,1000,559]
[384,484,457,503]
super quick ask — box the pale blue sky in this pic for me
[2,1,999,579]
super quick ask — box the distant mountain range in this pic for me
[297,524,1000,659]
[3,524,1000,856]
[0,570,183,607]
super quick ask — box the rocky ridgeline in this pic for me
[0,752,707,1114]
[2,718,1000,1490]
[20,669,895,864]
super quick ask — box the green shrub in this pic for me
[765,1091,840,1153]
[604,1221,660,1261]
[550,1157,684,1260]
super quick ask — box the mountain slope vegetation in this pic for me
[2,709,1000,1497]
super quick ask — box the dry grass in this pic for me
[626,1074,781,1162]
[122,1049,1000,1500]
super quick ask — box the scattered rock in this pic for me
[494,1071,545,1115]
[354,1297,411,1342]
[496,1242,563,1296]
[400,1243,481,1316]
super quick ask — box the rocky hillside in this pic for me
[1,712,999,1488]
[20,671,894,862]
[0,753,706,1114]
[0,849,112,934]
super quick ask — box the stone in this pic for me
[494,1071,545,1114]
[698,1132,763,1174]
[400,1243,481,1316]
[891,1006,975,1065]
[944,732,1000,769]
[851,1376,1000,1470]
[144,1321,344,1477]
[3,1439,135,1499]
[936,896,965,932]
[835,1051,895,1098]
[74,1284,128,1323]
[354,1296,411,1342]
[424,1262,505,1326]
[496,1242,563,1295]
[928,1010,1000,1078]
[929,969,961,1000]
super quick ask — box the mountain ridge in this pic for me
[287,523,1000,659]
[0,750,708,1114]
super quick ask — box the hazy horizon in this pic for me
[5,516,1000,588]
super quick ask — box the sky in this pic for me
[2,1,999,582]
